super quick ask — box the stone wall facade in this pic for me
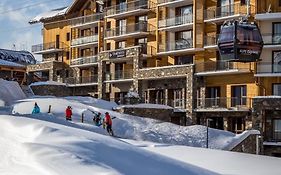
[118,107,186,126]
[231,134,259,154]
[31,85,72,97]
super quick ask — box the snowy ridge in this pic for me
[223,130,261,151]
[0,49,36,64]
[29,81,66,86]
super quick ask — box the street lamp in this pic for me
[206,118,213,148]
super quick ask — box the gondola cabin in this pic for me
[218,20,263,62]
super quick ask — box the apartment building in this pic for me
[29,0,281,156]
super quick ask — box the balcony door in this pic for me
[273,119,281,141]
[273,51,281,73]
[273,84,281,96]
[117,19,127,35]
[175,30,192,50]
[135,15,147,32]
[117,0,127,13]
[231,85,246,107]
[175,5,192,25]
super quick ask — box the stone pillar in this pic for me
[133,56,139,94]
[98,60,106,99]
[224,117,228,131]
[186,66,194,117]
[164,88,168,105]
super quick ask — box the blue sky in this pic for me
[0,0,72,55]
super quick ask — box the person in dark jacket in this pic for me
[104,112,113,136]
[32,102,40,114]
[65,106,72,121]
[93,112,102,126]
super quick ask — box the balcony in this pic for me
[157,0,193,8]
[204,3,251,23]
[138,64,193,80]
[204,35,219,49]
[32,42,68,54]
[105,22,155,41]
[105,70,133,83]
[262,33,281,49]
[65,76,98,87]
[158,38,198,56]
[105,0,156,19]
[70,13,103,28]
[70,56,98,68]
[158,14,193,32]
[99,45,154,61]
[255,62,281,77]
[195,61,253,76]
[71,35,98,48]
[196,97,252,111]
[256,8,281,21]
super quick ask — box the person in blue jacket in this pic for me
[32,102,40,114]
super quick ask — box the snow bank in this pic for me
[12,96,252,150]
[30,81,66,86]
[0,115,215,175]
[0,79,26,105]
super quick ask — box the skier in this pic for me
[32,102,40,114]
[65,106,72,121]
[93,112,102,126]
[104,112,114,136]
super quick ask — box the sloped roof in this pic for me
[0,59,25,68]
[29,6,69,24]
[0,49,36,65]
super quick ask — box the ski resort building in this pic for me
[0,49,36,85]
[28,0,281,156]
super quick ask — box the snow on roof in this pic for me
[0,49,36,65]
[0,59,25,68]
[29,6,69,24]
[253,96,281,99]
[29,81,66,86]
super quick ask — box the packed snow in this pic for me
[0,49,36,64]
[0,80,280,175]
[29,81,66,86]
[0,79,26,105]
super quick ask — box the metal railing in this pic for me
[204,35,219,47]
[71,35,98,46]
[195,61,252,73]
[105,22,155,38]
[105,70,133,80]
[105,0,156,17]
[204,3,252,20]
[32,42,68,53]
[159,14,193,28]
[262,33,281,45]
[158,38,193,52]
[256,62,281,74]
[70,56,98,66]
[65,75,98,85]
[143,98,186,109]
[196,97,252,109]
[70,13,103,27]
[158,0,183,5]
[140,44,156,56]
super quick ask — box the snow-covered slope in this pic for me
[0,79,26,105]
[0,115,215,175]
[12,96,255,150]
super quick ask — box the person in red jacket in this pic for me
[104,112,114,136]
[65,106,72,121]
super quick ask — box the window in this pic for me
[220,0,234,17]
[231,85,247,106]
[175,30,193,50]
[279,0,281,6]
[116,41,125,49]
[94,47,98,55]
[273,119,281,141]
[273,84,281,96]
[66,33,70,41]
[272,51,281,73]
[273,23,281,44]
[116,19,126,35]
[206,87,221,107]
[240,0,246,5]
[175,55,193,65]
[95,26,99,34]
[106,43,111,50]
[66,51,70,60]
[106,22,111,29]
